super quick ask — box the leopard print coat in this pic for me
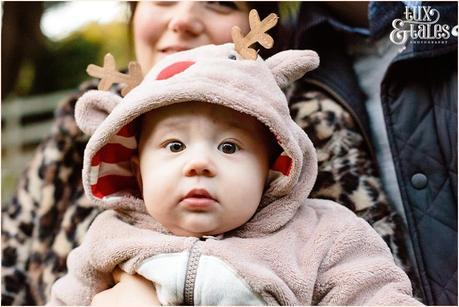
[1,79,416,305]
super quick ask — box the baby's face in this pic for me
[132,102,271,237]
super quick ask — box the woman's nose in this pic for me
[168,3,204,36]
[183,153,216,178]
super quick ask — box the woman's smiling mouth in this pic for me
[160,46,190,54]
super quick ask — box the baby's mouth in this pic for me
[181,189,216,211]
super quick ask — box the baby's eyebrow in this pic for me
[224,121,252,134]
[148,120,189,141]
[153,117,254,137]
[225,116,268,136]
[156,118,189,131]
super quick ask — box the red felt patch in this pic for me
[272,155,292,176]
[157,61,195,80]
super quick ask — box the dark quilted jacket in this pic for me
[382,33,457,306]
[294,2,457,305]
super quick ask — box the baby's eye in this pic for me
[218,142,239,154]
[165,141,186,152]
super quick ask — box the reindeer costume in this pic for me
[48,11,420,306]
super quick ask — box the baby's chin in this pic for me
[168,215,226,238]
[169,228,221,238]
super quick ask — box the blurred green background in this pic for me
[1,1,301,203]
[2,1,133,99]
[1,1,133,203]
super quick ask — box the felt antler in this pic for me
[87,53,143,97]
[232,9,279,60]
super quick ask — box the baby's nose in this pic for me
[183,154,216,177]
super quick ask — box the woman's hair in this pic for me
[127,2,284,59]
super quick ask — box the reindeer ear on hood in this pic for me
[75,90,122,135]
[265,50,319,89]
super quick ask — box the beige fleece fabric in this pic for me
[49,202,421,305]
[49,43,422,305]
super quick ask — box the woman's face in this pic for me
[133,1,250,73]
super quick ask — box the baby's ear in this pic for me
[265,50,319,89]
[75,90,122,135]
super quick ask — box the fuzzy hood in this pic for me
[75,43,319,236]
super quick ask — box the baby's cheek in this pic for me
[144,198,171,227]
[228,174,263,208]
[143,195,157,217]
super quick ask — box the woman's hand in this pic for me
[91,268,160,306]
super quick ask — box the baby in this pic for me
[48,18,421,306]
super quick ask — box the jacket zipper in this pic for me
[183,235,222,305]
[303,78,376,162]
[183,239,202,305]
